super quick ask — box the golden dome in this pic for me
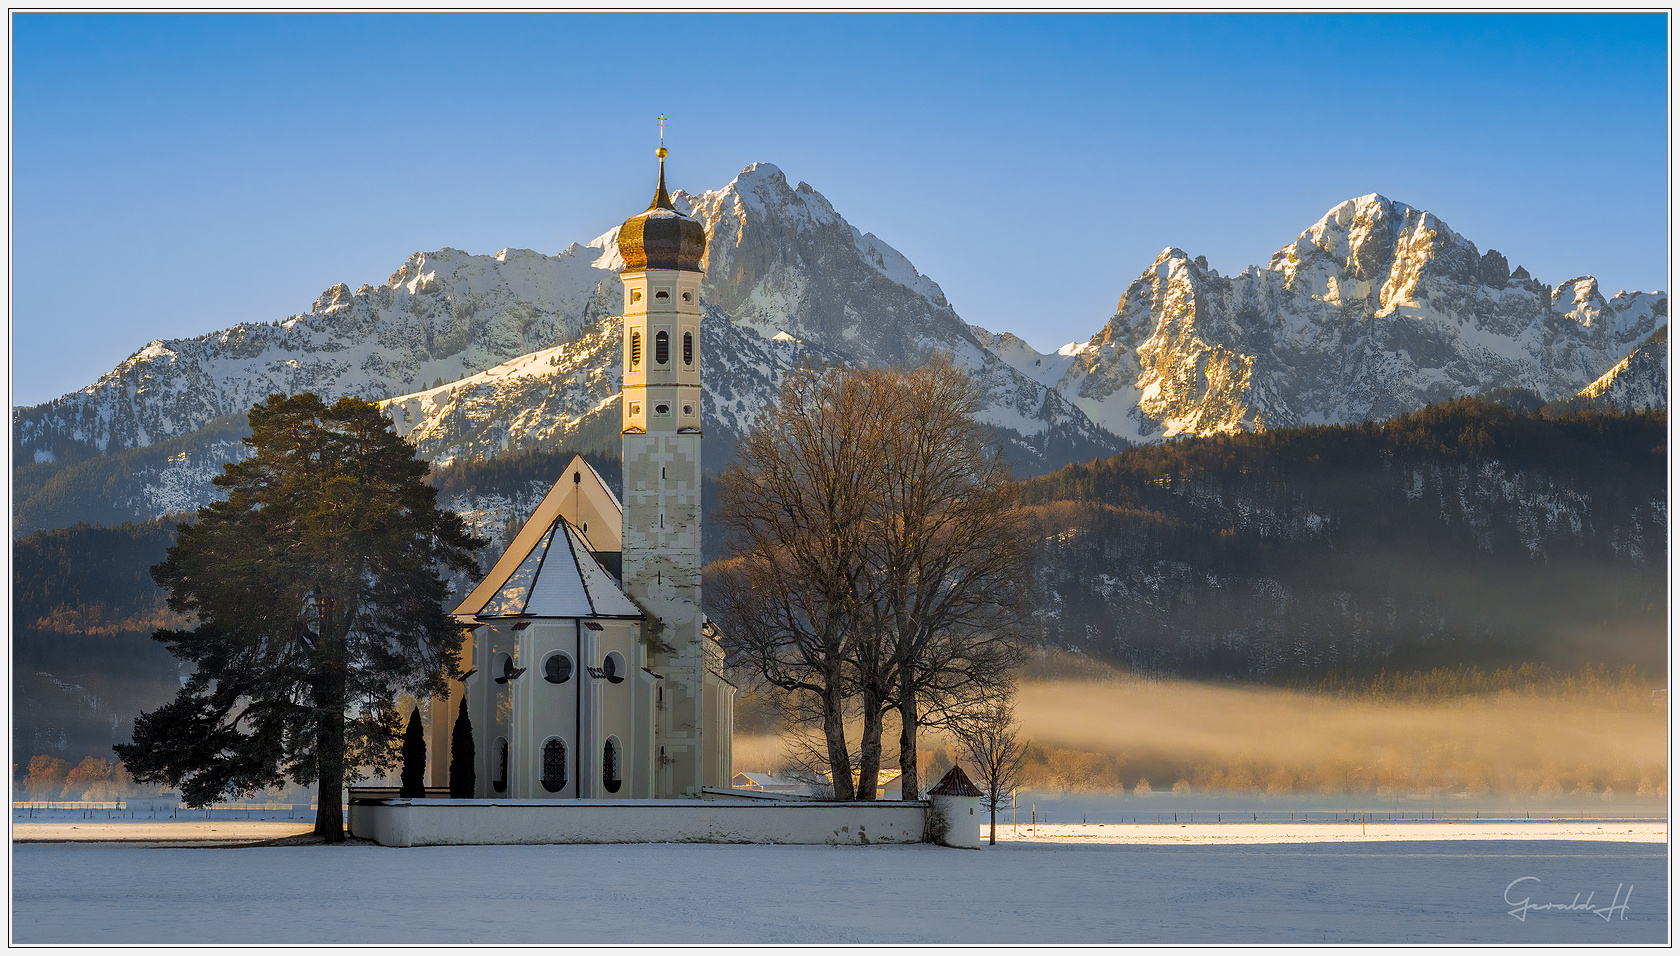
[616,151,706,273]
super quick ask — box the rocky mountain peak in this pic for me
[311,282,354,314]
[1003,194,1666,443]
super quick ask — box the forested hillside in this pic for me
[1021,399,1667,680]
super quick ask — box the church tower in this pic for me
[615,140,708,797]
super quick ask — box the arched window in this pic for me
[492,737,509,794]
[655,331,669,365]
[603,651,626,684]
[603,737,623,793]
[683,331,693,365]
[543,652,573,684]
[541,738,568,793]
[630,332,642,368]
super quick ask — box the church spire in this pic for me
[648,147,674,212]
[648,115,674,211]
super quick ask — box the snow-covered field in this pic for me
[11,810,1667,945]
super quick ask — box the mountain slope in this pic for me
[13,245,620,467]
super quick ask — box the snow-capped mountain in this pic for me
[380,163,1118,472]
[994,195,1666,441]
[14,164,1121,532]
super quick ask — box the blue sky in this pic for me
[10,11,1669,407]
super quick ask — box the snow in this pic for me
[11,811,1666,944]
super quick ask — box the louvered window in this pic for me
[683,332,693,365]
[655,331,669,365]
[631,332,641,368]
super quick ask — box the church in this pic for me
[423,144,734,799]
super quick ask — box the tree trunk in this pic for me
[989,803,997,845]
[821,682,854,801]
[313,660,347,843]
[897,668,919,801]
[855,686,884,802]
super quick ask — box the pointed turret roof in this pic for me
[928,765,984,797]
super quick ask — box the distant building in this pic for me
[732,772,807,794]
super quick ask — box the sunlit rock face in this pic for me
[1004,195,1665,442]
[1568,332,1668,413]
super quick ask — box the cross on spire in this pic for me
[657,114,667,146]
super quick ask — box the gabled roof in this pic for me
[452,455,641,621]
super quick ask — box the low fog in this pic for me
[733,668,1666,800]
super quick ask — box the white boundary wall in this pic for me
[349,797,930,847]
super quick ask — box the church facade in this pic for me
[426,147,734,800]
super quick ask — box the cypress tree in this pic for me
[399,706,426,798]
[449,697,476,798]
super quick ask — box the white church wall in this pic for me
[349,798,931,848]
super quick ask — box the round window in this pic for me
[603,652,625,684]
[544,653,573,684]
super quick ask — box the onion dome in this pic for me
[616,147,707,272]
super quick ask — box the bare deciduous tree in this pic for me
[712,367,894,800]
[713,357,1033,802]
[953,699,1027,845]
[865,357,1032,800]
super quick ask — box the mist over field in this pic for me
[733,658,1666,801]
[1010,674,1665,799]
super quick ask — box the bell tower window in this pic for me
[683,332,693,365]
[631,332,642,368]
[655,331,669,365]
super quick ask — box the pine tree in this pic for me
[115,393,484,842]
[399,707,426,798]
[449,697,476,798]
